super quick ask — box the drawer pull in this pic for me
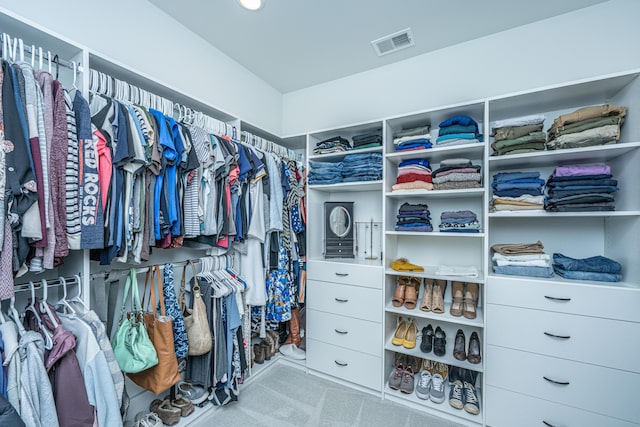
[335,272,349,277]
[544,295,571,302]
[334,360,348,367]
[543,376,570,386]
[543,421,557,427]
[335,298,349,303]
[334,329,348,335]
[544,332,571,340]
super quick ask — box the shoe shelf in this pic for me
[385,231,485,238]
[487,141,640,170]
[309,180,383,192]
[385,268,484,285]
[384,336,484,373]
[384,381,482,424]
[385,188,484,199]
[308,146,383,161]
[385,143,485,165]
[385,302,484,328]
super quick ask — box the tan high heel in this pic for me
[404,277,421,309]
[392,318,409,346]
[432,280,447,314]
[463,282,479,319]
[419,278,434,312]
[392,277,408,307]
[450,281,464,317]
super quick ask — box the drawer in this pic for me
[306,309,382,356]
[486,304,639,372]
[487,275,640,322]
[307,260,382,289]
[306,338,382,391]
[307,280,382,322]
[486,346,639,423]
[486,385,638,427]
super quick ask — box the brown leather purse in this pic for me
[128,265,181,394]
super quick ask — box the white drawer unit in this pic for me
[486,385,638,427]
[486,276,640,322]
[486,346,639,424]
[307,260,383,289]
[486,304,639,372]
[307,279,382,322]
[306,309,382,357]
[307,338,382,391]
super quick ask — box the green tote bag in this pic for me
[113,268,159,373]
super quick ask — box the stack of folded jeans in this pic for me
[491,171,545,211]
[341,152,382,182]
[491,114,546,156]
[431,158,482,190]
[439,210,480,233]
[552,253,622,282]
[352,132,382,150]
[547,104,626,150]
[491,241,553,278]
[393,125,432,151]
[545,164,617,212]
[308,160,343,185]
[392,159,433,191]
[313,136,352,155]
[395,203,432,232]
[435,115,483,146]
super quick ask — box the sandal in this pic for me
[419,279,434,312]
[432,280,447,314]
[392,277,408,307]
[392,318,409,346]
[463,282,479,320]
[450,281,464,317]
[404,277,420,309]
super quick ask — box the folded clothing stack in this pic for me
[552,253,622,282]
[439,210,481,233]
[395,202,432,232]
[352,132,382,150]
[547,104,626,150]
[491,240,553,278]
[431,158,482,190]
[491,171,545,212]
[308,160,343,185]
[341,152,383,182]
[393,125,432,152]
[491,114,546,156]
[435,115,483,146]
[313,136,352,155]
[392,159,433,192]
[545,164,617,212]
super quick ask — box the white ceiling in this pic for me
[148,0,607,93]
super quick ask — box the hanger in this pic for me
[38,47,43,70]
[47,50,52,74]
[52,54,60,80]
[25,281,54,349]
[8,296,25,336]
[54,276,76,314]
[18,38,24,63]
[68,274,89,312]
[72,61,78,90]
[30,44,35,68]
[40,279,60,329]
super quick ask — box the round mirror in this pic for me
[329,206,351,237]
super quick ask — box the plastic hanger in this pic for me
[30,44,35,68]
[68,274,89,312]
[40,279,60,329]
[47,50,52,74]
[8,296,25,336]
[54,276,76,314]
[72,61,78,90]
[38,47,43,70]
[25,281,54,349]
[52,54,60,80]
[18,38,24,63]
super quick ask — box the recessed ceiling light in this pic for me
[239,0,263,10]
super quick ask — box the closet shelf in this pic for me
[488,141,640,169]
[384,381,483,424]
[384,336,484,373]
[385,143,485,165]
[309,181,383,192]
[488,210,640,218]
[487,274,640,290]
[385,188,485,199]
[308,257,384,268]
[385,302,484,328]
[308,146,383,161]
[386,268,484,284]
[385,231,485,238]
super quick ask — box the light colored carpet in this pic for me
[187,363,463,427]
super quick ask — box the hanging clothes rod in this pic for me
[0,33,84,73]
[13,274,82,294]
[241,130,301,161]
[89,259,203,280]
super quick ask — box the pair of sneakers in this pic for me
[449,380,480,415]
[415,371,445,403]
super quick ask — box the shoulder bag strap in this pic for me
[155,264,166,316]
[118,268,134,325]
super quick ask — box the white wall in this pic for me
[0,0,283,135]
[283,0,640,136]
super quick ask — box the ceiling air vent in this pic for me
[371,28,415,57]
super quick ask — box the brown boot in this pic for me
[284,307,301,346]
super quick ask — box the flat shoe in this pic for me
[420,324,433,353]
[433,326,446,357]
[453,329,466,361]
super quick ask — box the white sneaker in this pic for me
[415,371,431,400]
[279,344,306,360]
[430,373,445,403]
